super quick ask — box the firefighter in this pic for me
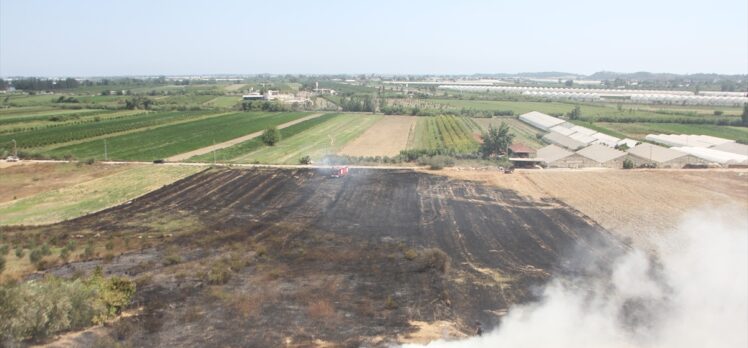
[475,321,483,336]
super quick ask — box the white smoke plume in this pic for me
[402,207,748,348]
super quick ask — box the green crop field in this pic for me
[411,115,480,152]
[230,114,381,164]
[397,98,743,120]
[188,113,341,163]
[46,112,311,161]
[594,122,748,142]
[0,110,217,152]
[204,96,242,108]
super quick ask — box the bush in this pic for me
[0,244,8,255]
[15,247,24,259]
[0,256,5,275]
[29,248,44,264]
[623,158,634,169]
[0,273,135,342]
[206,262,232,285]
[261,127,281,146]
[299,155,311,165]
[417,155,455,170]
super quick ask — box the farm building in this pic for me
[591,132,621,147]
[711,142,748,156]
[670,146,748,165]
[569,132,597,145]
[242,92,266,100]
[576,144,627,168]
[542,131,586,150]
[537,144,595,168]
[616,138,639,149]
[645,134,733,148]
[519,111,565,131]
[626,143,704,168]
[509,143,536,158]
[549,125,575,136]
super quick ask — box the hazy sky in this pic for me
[1,0,746,76]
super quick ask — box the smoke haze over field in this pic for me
[402,208,748,348]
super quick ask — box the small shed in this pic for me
[509,143,536,158]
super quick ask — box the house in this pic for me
[242,92,265,100]
[508,143,536,158]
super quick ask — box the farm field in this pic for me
[230,114,381,164]
[410,115,480,152]
[339,115,417,157]
[187,113,339,163]
[204,96,242,108]
[393,98,744,119]
[168,113,325,161]
[0,164,203,226]
[0,163,129,203]
[595,122,748,142]
[472,117,545,148]
[438,169,748,251]
[0,167,620,345]
[45,112,311,161]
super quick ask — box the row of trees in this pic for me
[7,77,80,91]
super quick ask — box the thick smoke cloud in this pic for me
[402,208,748,348]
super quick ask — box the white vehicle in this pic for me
[6,156,19,162]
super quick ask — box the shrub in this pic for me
[417,155,455,170]
[206,262,232,285]
[29,248,44,264]
[0,244,8,255]
[299,155,311,165]
[83,242,95,259]
[0,256,5,275]
[105,241,114,251]
[623,158,634,169]
[0,273,135,342]
[261,127,281,146]
[384,295,398,310]
[15,247,24,259]
[162,253,182,266]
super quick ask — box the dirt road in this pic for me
[165,113,324,161]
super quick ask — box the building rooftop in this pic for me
[711,142,748,156]
[627,143,687,163]
[576,144,626,163]
[542,132,586,150]
[509,143,535,154]
[537,144,574,163]
[519,111,565,130]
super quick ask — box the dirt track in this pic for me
[18,168,622,347]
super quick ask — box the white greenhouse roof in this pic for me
[711,142,748,156]
[576,144,626,163]
[542,132,586,150]
[645,134,734,148]
[519,111,565,131]
[569,132,597,145]
[590,132,621,147]
[537,144,574,163]
[549,125,576,136]
[670,146,748,164]
[627,143,687,163]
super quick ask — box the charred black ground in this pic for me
[17,168,624,347]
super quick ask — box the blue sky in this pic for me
[1,0,746,76]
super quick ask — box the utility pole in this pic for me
[212,139,216,165]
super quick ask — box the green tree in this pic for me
[261,127,281,146]
[742,103,748,125]
[567,105,582,120]
[479,122,515,159]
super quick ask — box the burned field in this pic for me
[8,168,623,347]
